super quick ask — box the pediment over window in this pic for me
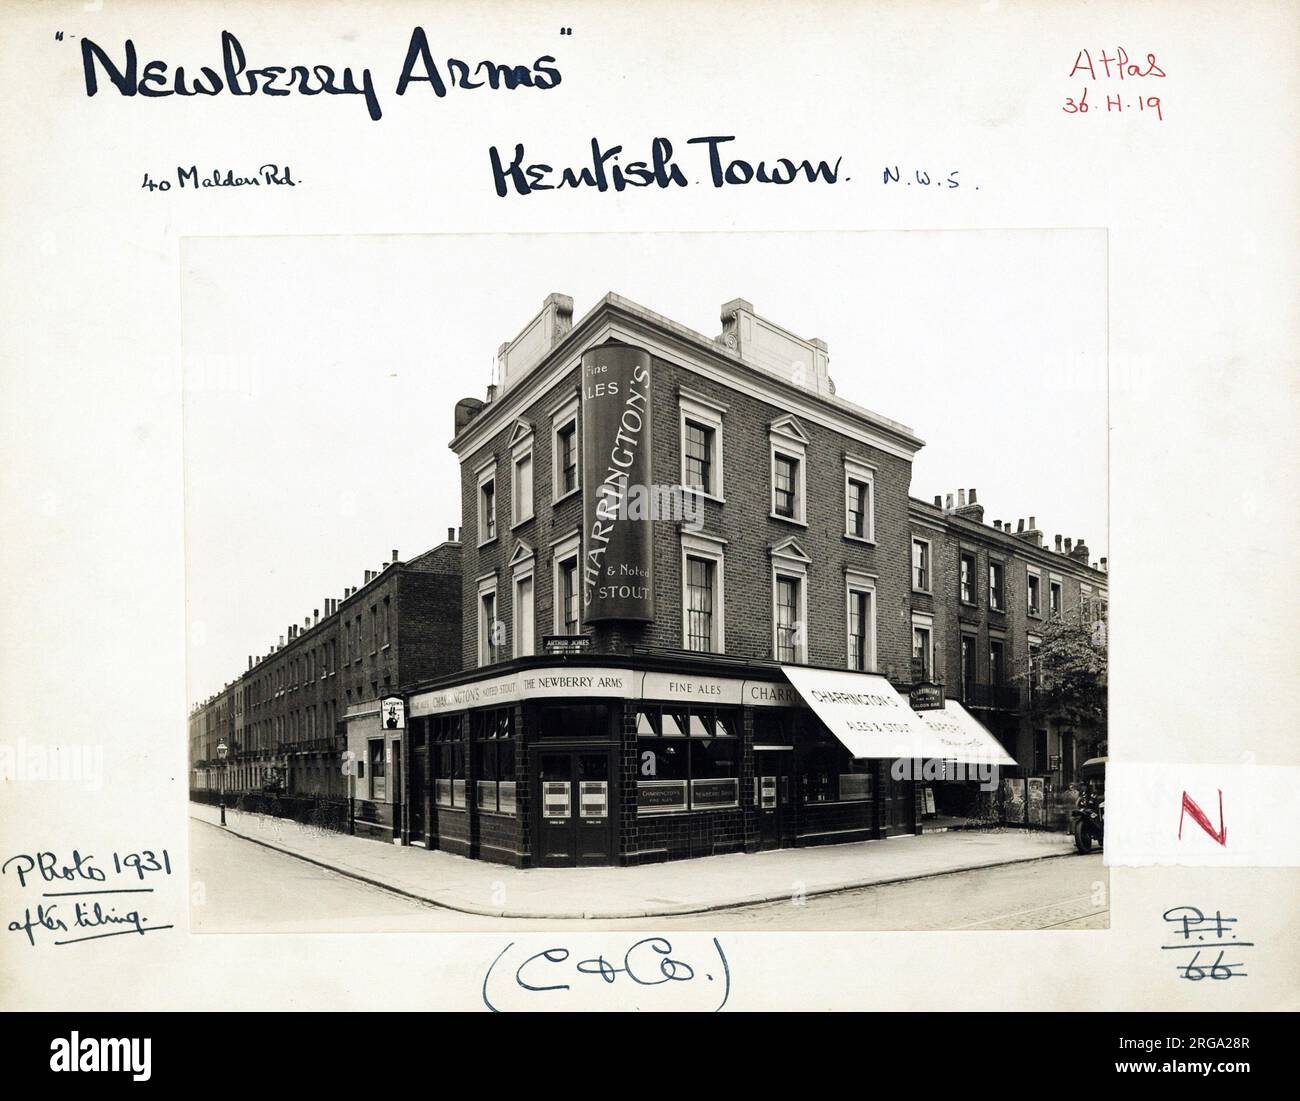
[769,413,810,444]
[509,540,535,567]
[508,419,535,446]
[768,536,812,563]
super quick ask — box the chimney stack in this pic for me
[953,487,984,524]
[1071,538,1090,563]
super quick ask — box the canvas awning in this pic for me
[914,699,1017,767]
[779,666,1016,766]
[780,665,938,759]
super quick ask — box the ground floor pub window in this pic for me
[367,738,386,801]
[636,706,739,813]
[760,711,871,805]
[474,707,516,815]
[432,714,466,807]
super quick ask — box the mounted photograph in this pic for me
[182,229,1108,933]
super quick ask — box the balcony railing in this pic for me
[962,682,1023,711]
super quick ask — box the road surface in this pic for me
[190,818,1107,933]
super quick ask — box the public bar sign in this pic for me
[580,342,655,623]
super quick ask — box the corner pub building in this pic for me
[387,291,1078,868]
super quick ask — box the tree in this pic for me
[1030,616,1107,753]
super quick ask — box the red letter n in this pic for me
[1178,789,1227,846]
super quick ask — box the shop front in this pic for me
[397,656,1002,867]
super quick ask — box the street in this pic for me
[190,819,1107,932]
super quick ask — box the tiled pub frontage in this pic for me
[380,655,928,868]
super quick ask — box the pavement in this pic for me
[188,801,1077,919]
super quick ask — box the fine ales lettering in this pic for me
[1062,46,1166,121]
[75,28,561,122]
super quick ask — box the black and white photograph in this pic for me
[182,231,1110,933]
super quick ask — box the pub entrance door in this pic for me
[409,736,426,843]
[881,764,916,836]
[536,748,616,867]
[755,749,794,850]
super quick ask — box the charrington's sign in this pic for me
[580,341,654,623]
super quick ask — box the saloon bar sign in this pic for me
[909,682,946,712]
[580,341,655,623]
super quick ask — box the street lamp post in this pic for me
[216,741,229,826]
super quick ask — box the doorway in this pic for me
[755,749,794,850]
[535,748,616,867]
[881,763,915,835]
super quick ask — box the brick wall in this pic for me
[457,351,917,676]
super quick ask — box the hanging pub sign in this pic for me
[580,341,655,623]
[909,682,946,711]
[381,696,406,730]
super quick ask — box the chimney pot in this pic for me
[392,549,399,563]
[457,526,463,542]
[1100,557,1108,572]
[994,521,1002,531]
[1055,534,1063,551]
[958,489,967,507]
[945,493,954,511]
[448,526,455,541]
[1029,516,1036,529]
[1065,538,1073,552]
[933,495,942,508]
[1017,519,1025,533]
[969,488,977,504]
